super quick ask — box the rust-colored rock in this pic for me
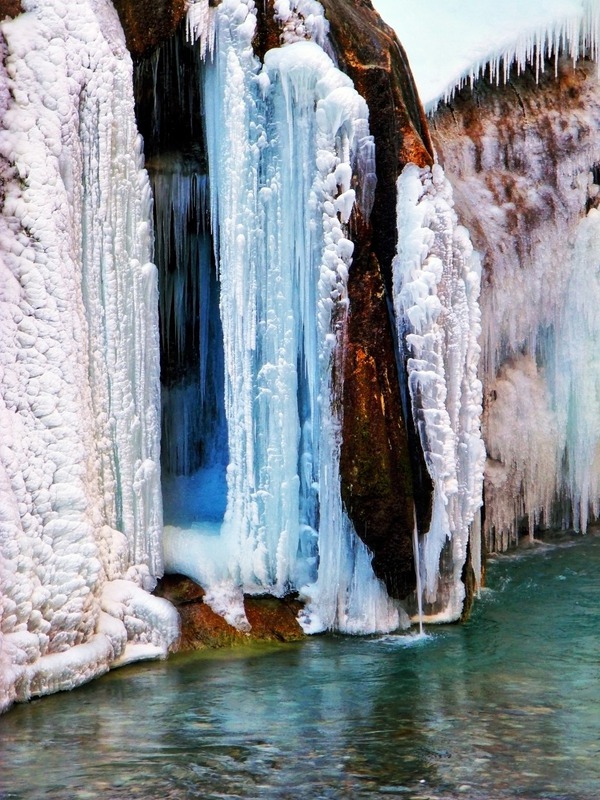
[156,574,305,651]
[320,0,434,598]
[253,0,280,60]
[111,0,187,57]
[0,0,20,19]
[155,573,206,605]
[340,214,424,599]
[243,596,305,642]
[320,0,433,279]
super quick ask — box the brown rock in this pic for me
[178,601,246,650]
[320,0,433,279]
[244,596,305,642]
[111,0,187,57]
[0,1,20,19]
[319,0,434,598]
[253,0,281,61]
[155,573,206,605]
[155,575,305,650]
[340,214,422,599]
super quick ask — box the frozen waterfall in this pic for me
[5,0,600,715]
[393,163,484,621]
[163,0,404,634]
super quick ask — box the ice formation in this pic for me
[5,0,600,717]
[0,0,178,713]
[376,0,600,553]
[161,0,405,635]
[432,56,600,550]
[393,163,484,619]
[374,0,600,110]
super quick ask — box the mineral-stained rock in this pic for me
[155,573,206,605]
[320,0,434,598]
[0,1,20,19]
[156,575,305,650]
[340,214,422,599]
[111,0,187,57]
[320,0,434,281]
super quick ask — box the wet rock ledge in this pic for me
[155,575,306,650]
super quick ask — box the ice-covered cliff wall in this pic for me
[0,0,178,713]
[431,58,600,550]
[5,0,598,712]
[154,0,409,635]
[0,0,487,700]
[380,0,600,551]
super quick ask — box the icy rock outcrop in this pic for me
[112,0,188,56]
[432,58,600,549]
[318,0,435,600]
[0,0,177,713]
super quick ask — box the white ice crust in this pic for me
[373,0,600,111]
[0,0,177,713]
[431,58,600,549]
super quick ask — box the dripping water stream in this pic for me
[134,29,229,529]
[412,504,424,637]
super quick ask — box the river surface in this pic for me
[1,533,599,800]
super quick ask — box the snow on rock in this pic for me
[273,0,329,48]
[393,163,484,620]
[373,0,600,111]
[0,0,176,712]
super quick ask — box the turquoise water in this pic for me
[1,534,599,800]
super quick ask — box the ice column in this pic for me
[393,163,484,620]
[79,31,163,578]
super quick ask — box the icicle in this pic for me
[384,0,600,113]
[186,0,216,59]
[553,208,600,532]
[0,0,175,710]
[432,55,600,549]
[393,162,484,619]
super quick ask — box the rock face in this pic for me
[111,0,187,56]
[156,576,305,650]
[321,0,434,599]
[0,1,21,20]
[431,58,600,553]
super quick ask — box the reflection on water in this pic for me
[1,534,600,800]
